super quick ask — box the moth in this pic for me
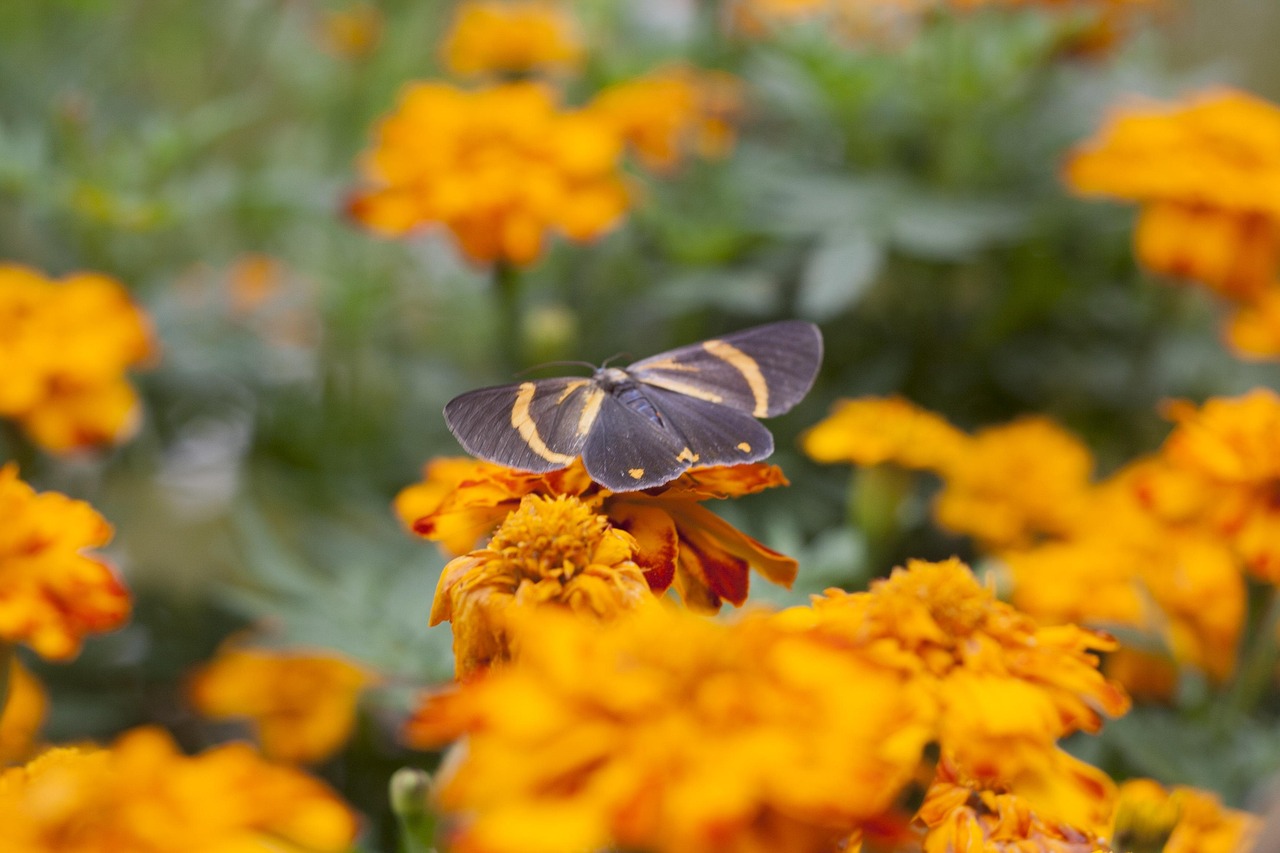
[444,320,823,492]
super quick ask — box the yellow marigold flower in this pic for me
[349,81,628,267]
[188,644,376,764]
[782,558,1128,831]
[801,395,970,471]
[0,464,130,660]
[1225,288,1280,359]
[1112,779,1259,853]
[918,758,1111,853]
[406,603,937,853]
[591,66,743,173]
[430,494,651,677]
[1133,202,1280,302]
[0,658,48,765]
[0,264,155,453]
[0,726,359,851]
[397,457,798,611]
[440,1,584,79]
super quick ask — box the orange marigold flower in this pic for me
[188,645,376,764]
[1066,89,1280,299]
[349,81,628,266]
[0,464,130,660]
[801,396,970,471]
[0,658,48,765]
[1112,779,1259,853]
[918,758,1111,853]
[780,558,1128,831]
[441,1,583,79]
[0,726,359,851]
[406,603,937,853]
[397,457,798,611]
[1225,288,1280,359]
[0,264,155,453]
[591,66,744,173]
[430,494,651,677]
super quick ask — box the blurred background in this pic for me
[2,0,1278,846]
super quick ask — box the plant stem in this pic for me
[1225,582,1280,716]
[493,261,524,374]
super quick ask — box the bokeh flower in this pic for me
[591,66,744,173]
[0,264,155,453]
[0,464,130,660]
[406,602,936,853]
[349,81,629,266]
[1111,779,1259,853]
[0,726,359,851]
[802,395,970,471]
[397,457,798,611]
[188,644,376,764]
[0,658,48,766]
[430,494,651,677]
[780,558,1128,831]
[314,2,383,60]
[440,1,584,79]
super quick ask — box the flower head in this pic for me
[406,602,936,853]
[441,1,584,79]
[0,464,130,660]
[188,645,377,764]
[349,81,628,266]
[431,494,650,677]
[0,264,155,452]
[1111,780,1259,853]
[801,396,969,471]
[591,66,743,173]
[0,727,359,851]
[397,457,798,611]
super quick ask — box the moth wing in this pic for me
[627,320,823,418]
[581,393,691,492]
[444,378,603,473]
[640,385,775,468]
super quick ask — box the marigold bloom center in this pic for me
[489,494,612,582]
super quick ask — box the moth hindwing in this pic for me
[443,320,823,492]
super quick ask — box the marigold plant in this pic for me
[406,602,938,853]
[0,464,130,660]
[349,81,628,266]
[188,644,377,764]
[0,726,359,851]
[0,264,155,452]
[430,493,651,677]
[440,1,584,79]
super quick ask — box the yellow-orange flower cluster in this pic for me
[407,559,1126,852]
[591,66,743,173]
[188,645,376,764]
[0,464,130,660]
[440,1,583,79]
[803,396,1248,691]
[349,81,629,266]
[431,494,651,677]
[1111,779,1259,853]
[0,726,358,851]
[0,264,155,452]
[1066,89,1280,357]
[396,457,798,612]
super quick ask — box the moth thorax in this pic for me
[595,367,631,390]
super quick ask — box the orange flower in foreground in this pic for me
[349,81,628,266]
[591,66,743,173]
[1112,779,1259,853]
[0,464,130,660]
[397,457,798,611]
[0,658,48,765]
[0,727,358,852]
[430,494,651,677]
[779,558,1129,832]
[441,1,583,78]
[918,759,1111,853]
[0,264,155,452]
[406,603,936,853]
[188,645,376,764]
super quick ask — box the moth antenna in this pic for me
[600,352,631,368]
[514,360,597,377]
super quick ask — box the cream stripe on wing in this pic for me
[703,339,768,417]
[511,382,576,465]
